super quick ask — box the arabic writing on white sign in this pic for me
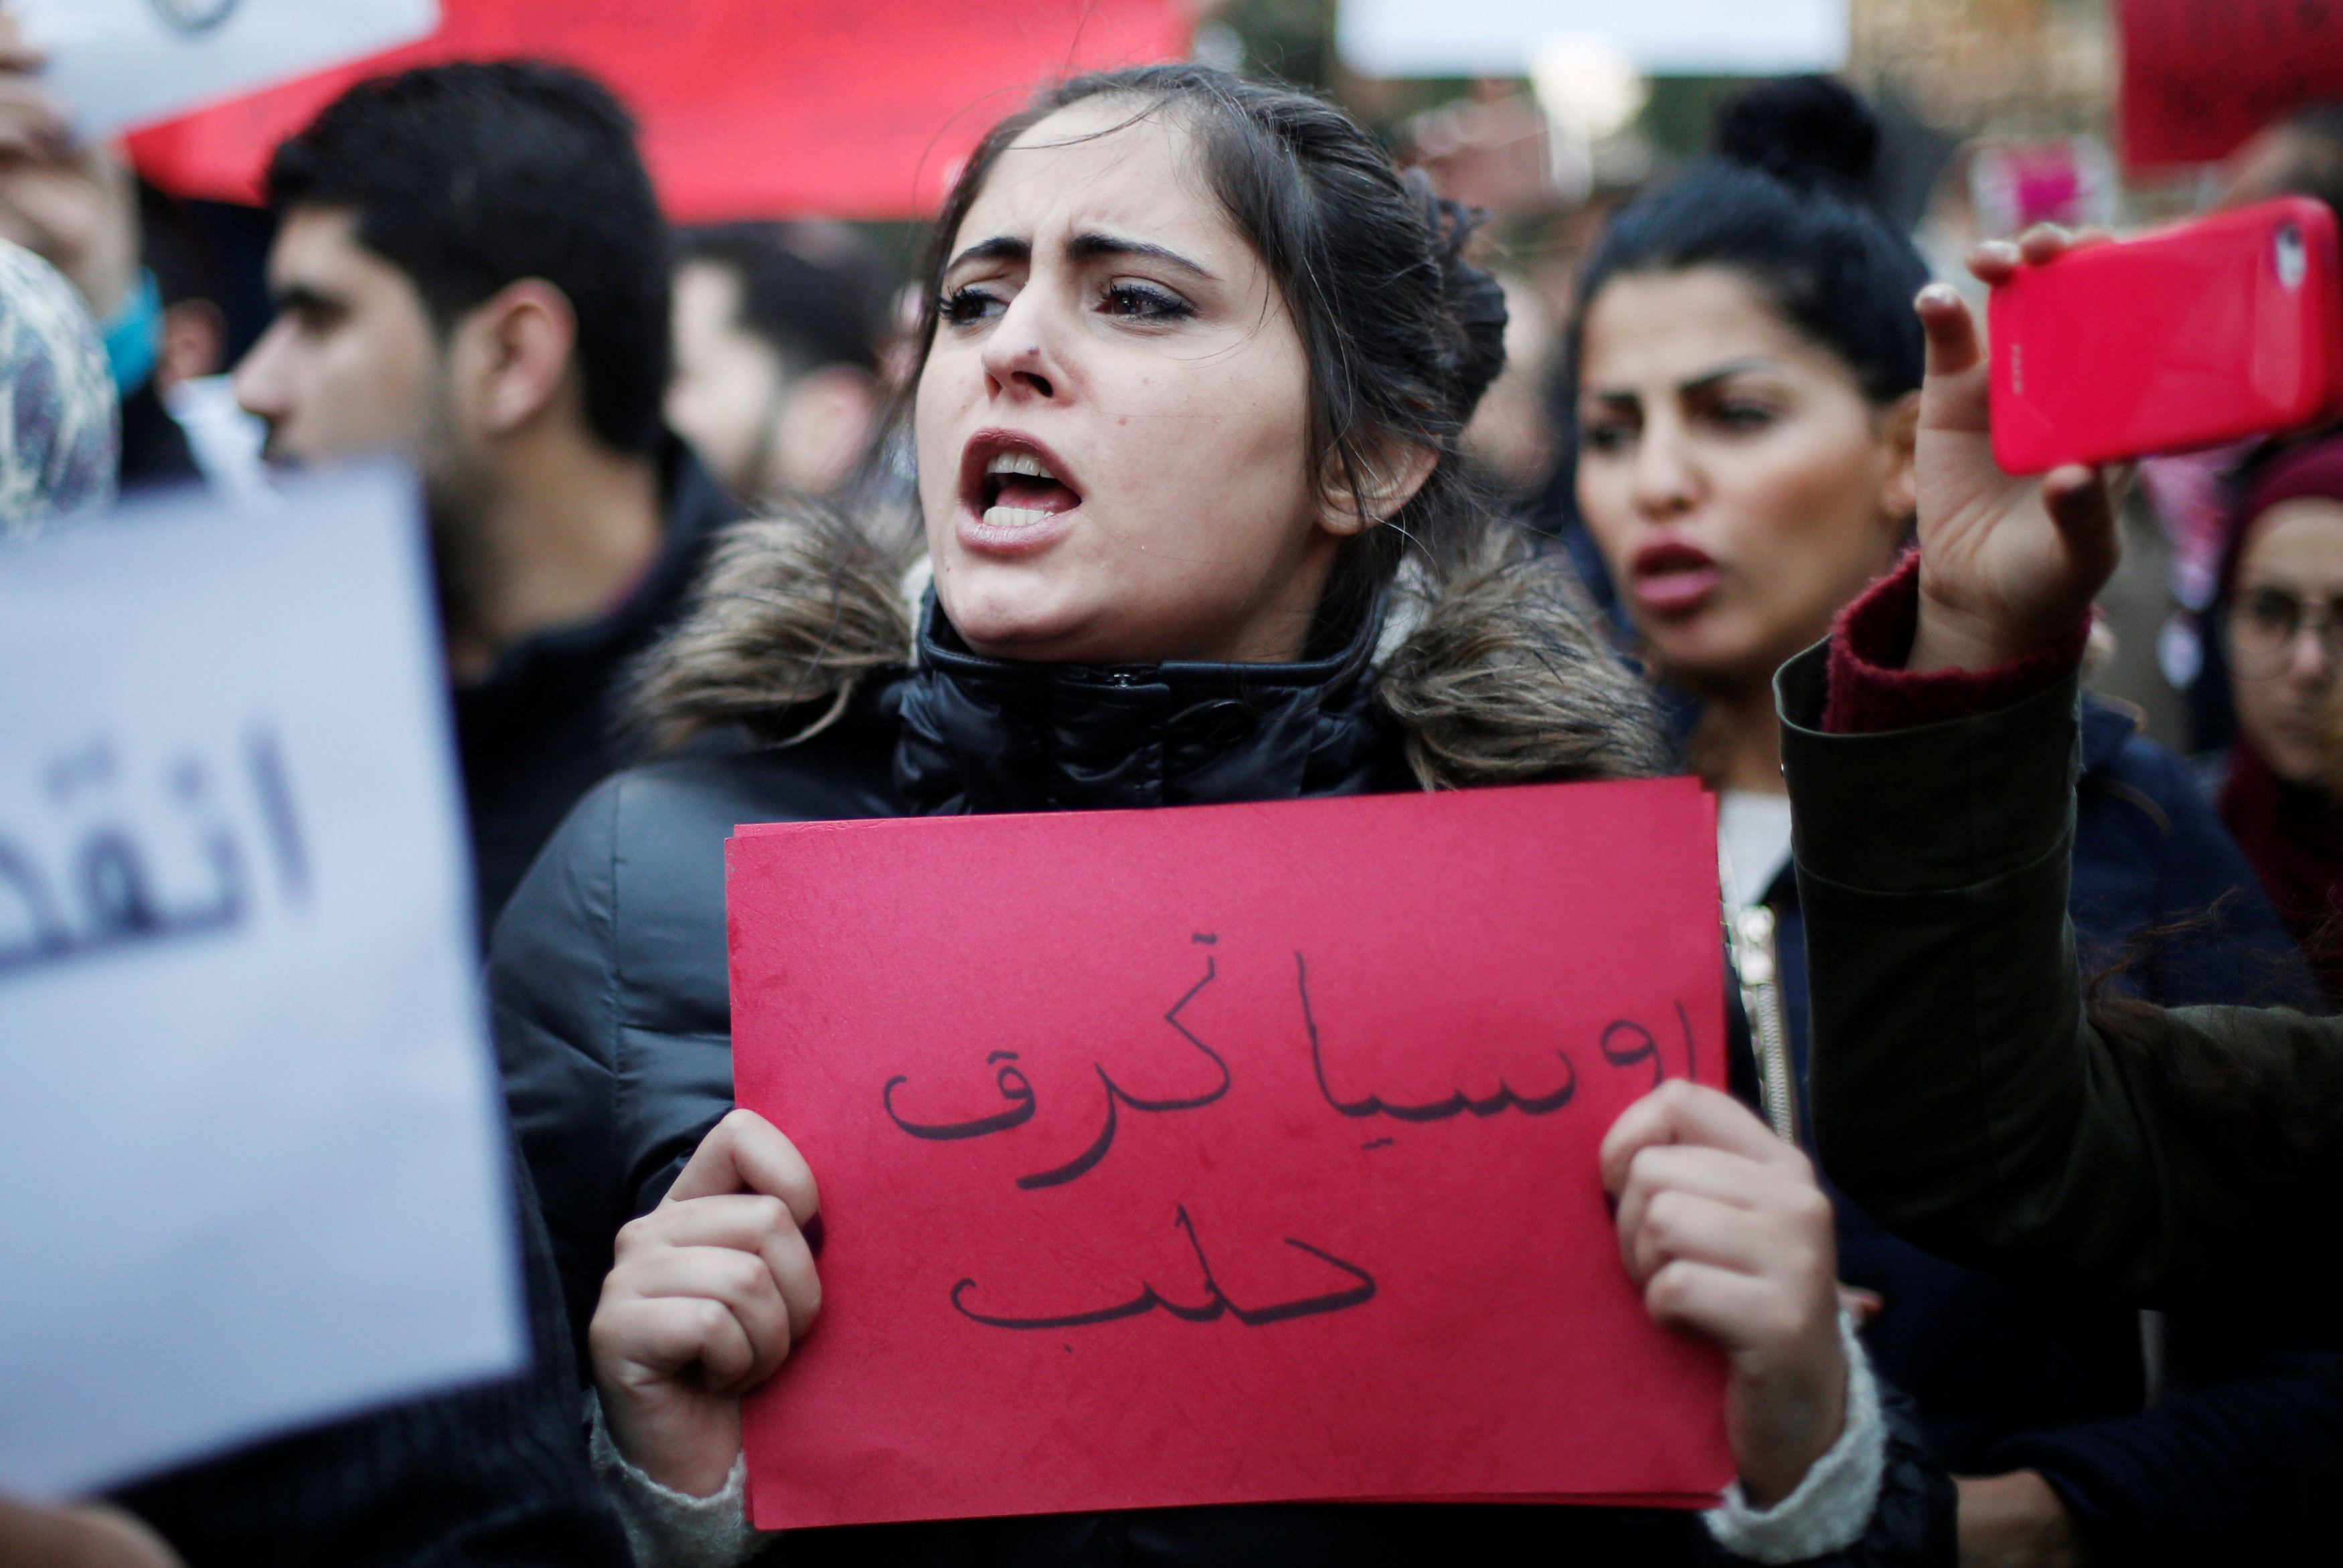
[0,466,519,1499]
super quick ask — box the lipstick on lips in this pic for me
[957,431,1083,556]
[1625,537,1723,617]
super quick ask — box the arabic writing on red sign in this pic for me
[726,777,1732,1529]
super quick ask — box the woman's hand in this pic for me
[0,1496,180,1568]
[590,1108,822,1498]
[1601,1081,1847,1508]
[1955,1470,2087,1568]
[1908,228,2123,674]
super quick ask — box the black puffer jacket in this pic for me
[492,570,1952,1565]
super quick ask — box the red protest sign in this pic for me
[2117,0,2343,169]
[726,777,1731,1529]
[125,0,1187,220]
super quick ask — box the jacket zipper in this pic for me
[1730,903,1799,1145]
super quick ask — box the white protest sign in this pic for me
[1339,0,1848,79]
[16,0,438,141]
[0,466,521,1499]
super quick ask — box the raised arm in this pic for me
[1783,232,2343,1306]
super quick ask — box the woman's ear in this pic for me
[1318,438,1440,537]
[1876,389,1921,524]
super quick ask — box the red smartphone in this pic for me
[1988,196,2343,474]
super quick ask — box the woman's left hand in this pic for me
[0,1496,180,1568]
[1601,1080,1848,1508]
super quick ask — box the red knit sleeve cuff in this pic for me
[1820,549,2090,734]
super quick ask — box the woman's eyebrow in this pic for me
[1065,231,1217,280]
[1679,357,1781,396]
[943,235,1030,274]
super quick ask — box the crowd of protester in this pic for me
[4,15,2342,1567]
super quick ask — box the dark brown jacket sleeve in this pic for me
[1777,640,2343,1308]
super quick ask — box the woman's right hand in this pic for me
[590,1108,822,1498]
[1907,228,2124,674]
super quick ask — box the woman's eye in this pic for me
[1580,420,1634,454]
[1708,402,1777,432]
[1101,282,1192,322]
[939,286,1004,327]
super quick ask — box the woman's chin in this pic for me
[1639,625,1743,687]
[937,584,1097,661]
[1639,610,1821,698]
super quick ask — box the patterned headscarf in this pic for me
[0,240,117,540]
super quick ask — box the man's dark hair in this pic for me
[675,223,896,376]
[267,60,669,456]
[137,178,222,311]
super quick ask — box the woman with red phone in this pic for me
[1787,224,2343,1560]
[1571,78,2336,1567]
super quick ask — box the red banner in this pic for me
[2118,0,2343,169]
[727,778,1732,1529]
[126,0,1188,220]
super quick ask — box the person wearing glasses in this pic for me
[2204,436,2343,1001]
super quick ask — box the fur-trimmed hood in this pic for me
[625,505,1667,793]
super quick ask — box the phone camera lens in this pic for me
[2277,224,2308,288]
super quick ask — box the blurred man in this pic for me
[0,204,631,1568]
[667,221,895,502]
[235,62,738,940]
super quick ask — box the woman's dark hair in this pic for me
[904,63,1512,642]
[1568,76,1929,408]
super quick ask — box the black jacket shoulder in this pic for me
[493,717,898,1354]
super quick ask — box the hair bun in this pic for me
[1712,75,1878,198]
[1408,176,1509,419]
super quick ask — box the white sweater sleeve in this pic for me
[582,1318,1888,1567]
[585,1391,775,1568]
[1701,1312,1888,1564]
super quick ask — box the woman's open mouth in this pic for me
[956,434,1085,555]
[1627,538,1722,617]
[978,450,1082,527]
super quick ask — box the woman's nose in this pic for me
[1629,426,1698,517]
[977,292,1060,400]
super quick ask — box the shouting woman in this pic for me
[493,66,1943,1565]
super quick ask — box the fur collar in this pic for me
[625,504,1666,791]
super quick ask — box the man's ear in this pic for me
[451,278,577,440]
[1878,389,1921,523]
[1318,437,1441,538]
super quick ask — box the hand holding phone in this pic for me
[1901,236,2123,677]
[1988,196,2343,474]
